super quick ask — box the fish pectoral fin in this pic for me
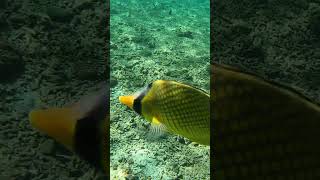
[149,117,167,136]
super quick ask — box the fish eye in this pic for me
[147,82,153,88]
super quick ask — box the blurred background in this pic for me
[0,0,108,179]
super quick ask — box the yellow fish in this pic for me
[212,63,320,179]
[119,80,210,145]
[29,86,109,175]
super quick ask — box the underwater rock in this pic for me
[8,13,26,29]
[94,173,109,180]
[0,44,24,83]
[0,175,11,180]
[176,30,194,39]
[141,49,153,57]
[229,20,251,37]
[110,43,118,50]
[132,35,156,49]
[177,136,185,144]
[75,59,106,80]
[125,175,139,180]
[0,14,9,32]
[38,139,55,155]
[110,76,118,88]
[309,7,320,38]
[73,0,94,12]
[0,0,7,9]
[46,6,73,23]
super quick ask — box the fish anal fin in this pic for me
[149,117,167,137]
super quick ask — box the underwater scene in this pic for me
[1,0,108,179]
[110,0,210,179]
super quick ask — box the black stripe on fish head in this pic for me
[74,87,109,171]
[133,82,153,115]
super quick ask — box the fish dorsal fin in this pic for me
[165,80,210,97]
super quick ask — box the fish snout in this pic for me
[119,95,135,109]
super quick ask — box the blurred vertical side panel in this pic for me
[106,0,111,178]
[210,0,214,180]
[0,0,110,179]
[212,0,320,179]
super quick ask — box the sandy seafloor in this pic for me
[0,0,108,179]
[110,0,210,179]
